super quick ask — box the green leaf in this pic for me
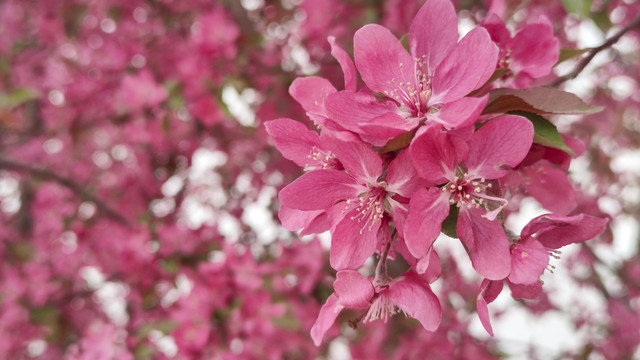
[556,47,590,65]
[272,314,301,330]
[467,68,510,96]
[441,205,459,239]
[0,88,39,109]
[400,34,410,52]
[483,87,603,115]
[562,0,593,18]
[379,129,417,153]
[509,111,575,156]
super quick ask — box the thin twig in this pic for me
[374,235,393,286]
[550,14,640,87]
[0,156,131,226]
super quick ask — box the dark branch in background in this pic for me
[550,14,640,87]
[0,156,131,226]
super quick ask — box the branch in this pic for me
[0,156,131,226]
[550,14,640,87]
[373,233,393,287]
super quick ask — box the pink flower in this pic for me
[310,269,441,346]
[503,136,586,214]
[405,116,534,280]
[279,137,423,270]
[324,0,499,145]
[481,13,560,88]
[476,213,608,335]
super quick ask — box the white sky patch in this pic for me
[327,337,352,360]
[289,44,320,75]
[241,186,281,244]
[0,174,21,214]
[94,282,130,326]
[149,330,178,358]
[180,148,229,229]
[222,85,260,127]
[457,12,475,38]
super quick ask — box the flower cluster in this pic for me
[267,0,608,344]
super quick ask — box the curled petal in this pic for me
[329,36,358,91]
[476,279,504,336]
[334,270,374,308]
[310,294,344,346]
[289,76,336,119]
[521,213,608,249]
[429,95,488,130]
[265,118,320,168]
[386,272,442,331]
[508,237,549,285]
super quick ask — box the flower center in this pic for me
[306,146,341,170]
[344,186,387,234]
[442,172,507,220]
[382,56,432,118]
[362,294,397,324]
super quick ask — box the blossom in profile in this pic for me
[476,213,608,335]
[481,13,560,88]
[310,269,441,346]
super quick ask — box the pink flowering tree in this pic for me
[0,0,639,358]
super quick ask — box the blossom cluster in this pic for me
[267,0,607,344]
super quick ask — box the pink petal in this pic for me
[511,17,559,78]
[289,76,337,119]
[325,91,411,143]
[508,237,549,285]
[508,280,543,300]
[279,170,360,211]
[386,149,428,197]
[416,247,441,283]
[354,24,415,96]
[466,115,534,179]
[431,27,498,104]
[408,0,458,73]
[324,136,382,185]
[409,125,458,184]
[333,270,374,308]
[300,212,330,236]
[278,206,325,232]
[457,207,511,280]
[357,117,418,147]
[328,36,357,91]
[476,279,504,336]
[429,95,488,130]
[522,213,608,249]
[265,118,319,167]
[404,188,450,259]
[329,210,381,270]
[386,272,441,331]
[522,161,577,214]
[310,294,344,346]
[481,13,512,47]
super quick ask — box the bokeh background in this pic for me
[0,0,639,359]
